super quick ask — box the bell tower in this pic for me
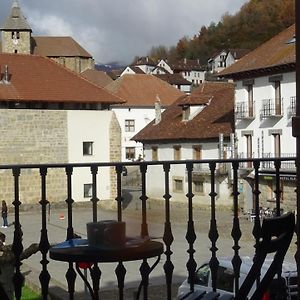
[0,0,32,54]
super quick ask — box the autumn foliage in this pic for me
[147,0,295,64]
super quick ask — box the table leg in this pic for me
[136,256,161,300]
[115,262,126,300]
[75,263,101,300]
[66,262,76,300]
[91,263,101,299]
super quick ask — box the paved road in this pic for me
[2,189,297,299]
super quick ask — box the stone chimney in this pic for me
[155,95,161,124]
[3,65,10,84]
[182,105,190,121]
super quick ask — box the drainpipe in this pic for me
[293,1,300,291]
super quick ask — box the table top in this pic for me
[49,237,164,263]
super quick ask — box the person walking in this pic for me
[1,200,8,228]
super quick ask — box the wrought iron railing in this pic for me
[0,156,297,300]
[260,98,284,118]
[235,101,255,119]
[288,96,296,118]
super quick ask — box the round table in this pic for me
[49,237,164,300]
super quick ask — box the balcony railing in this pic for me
[260,98,283,118]
[287,96,296,118]
[0,157,297,300]
[261,153,296,170]
[235,101,255,119]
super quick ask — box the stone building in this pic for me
[0,53,124,205]
[0,0,94,73]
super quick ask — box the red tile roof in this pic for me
[0,53,124,104]
[155,73,192,85]
[80,69,113,87]
[220,24,295,79]
[106,74,184,107]
[133,82,234,142]
[32,36,92,58]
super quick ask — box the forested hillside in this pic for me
[147,0,295,65]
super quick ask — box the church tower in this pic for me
[0,0,32,54]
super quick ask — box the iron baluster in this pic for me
[139,164,149,238]
[115,262,126,300]
[12,167,24,300]
[274,159,282,216]
[231,161,242,295]
[185,162,197,293]
[39,167,51,300]
[208,161,219,292]
[252,160,261,287]
[115,165,123,222]
[163,162,174,300]
[65,166,74,240]
[90,165,99,222]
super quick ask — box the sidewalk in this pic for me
[2,201,297,299]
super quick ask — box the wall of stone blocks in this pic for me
[0,109,68,205]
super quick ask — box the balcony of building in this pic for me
[287,96,296,118]
[260,98,284,119]
[235,101,255,120]
[0,156,297,300]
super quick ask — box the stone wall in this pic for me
[1,31,31,54]
[51,57,94,74]
[109,112,121,201]
[0,109,68,205]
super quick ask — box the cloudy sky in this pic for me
[1,0,248,64]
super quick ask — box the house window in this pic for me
[173,177,183,192]
[84,184,93,198]
[193,145,202,160]
[83,141,93,155]
[245,134,252,168]
[274,81,281,115]
[173,145,181,160]
[125,119,135,132]
[125,147,135,160]
[152,146,158,161]
[193,180,204,194]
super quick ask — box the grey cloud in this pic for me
[1,0,247,64]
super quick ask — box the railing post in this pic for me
[185,162,196,293]
[208,161,219,292]
[231,161,242,295]
[115,165,123,222]
[12,167,23,300]
[90,165,99,223]
[39,167,50,300]
[162,162,174,300]
[139,163,149,238]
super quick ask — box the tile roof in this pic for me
[155,73,192,85]
[228,48,251,60]
[171,58,205,72]
[80,69,113,87]
[132,56,156,66]
[220,24,295,79]
[133,82,234,142]
[0,53,124,104]
[106,74,184,107]
[126,66,145,74]
[32,36,92,58]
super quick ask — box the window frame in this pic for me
[125,119,135,132]
[84,183,93,198]
[125,147,136,160]
[83,141,94,156]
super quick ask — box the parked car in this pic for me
[176,256,297,300]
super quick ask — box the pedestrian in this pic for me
[1,200,8,228]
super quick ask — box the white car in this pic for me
[176,256,297,299]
